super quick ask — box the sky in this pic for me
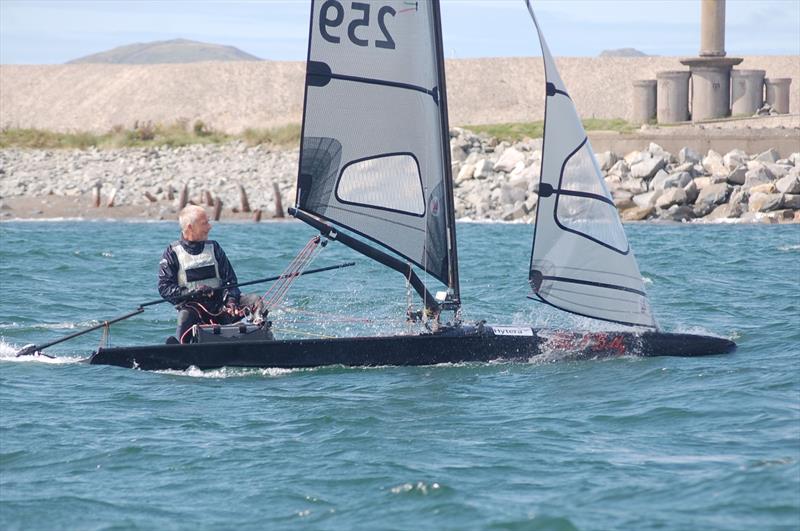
[1,0,798,64]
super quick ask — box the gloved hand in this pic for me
[225,299,242,317]
[194,285,215,299]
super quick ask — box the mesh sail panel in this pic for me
[526,1,656,329]
[296,0,451,285]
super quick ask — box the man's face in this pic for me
[187,212,211,241]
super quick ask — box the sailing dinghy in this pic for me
[84,0,734,370]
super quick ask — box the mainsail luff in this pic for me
[525,1,657,329]
[294,0,459,309]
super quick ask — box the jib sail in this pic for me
[525,1,657,329]
[295,0,459,302]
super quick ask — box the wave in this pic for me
[155,365,300,379]
[777,244,800,251]
[0,339,85,364]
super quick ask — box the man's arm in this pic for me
[213,242,242,304]
[157,245,187,305]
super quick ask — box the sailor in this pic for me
[158,205,262,343]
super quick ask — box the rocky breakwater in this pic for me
[1,132,799,223]
[449,127,800,223]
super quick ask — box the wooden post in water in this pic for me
[204,190,214,206]
[144,191,157,203]
[213,198,223,221]
[178,184,189,210]
[92,183,102,207]
[167,186,175,201]
[239,185,251,213]
[272,181,284,218]
[253,209,262,223]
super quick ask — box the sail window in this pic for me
[556,141,629,253]
[336,153,425,216]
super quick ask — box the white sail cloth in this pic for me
[525,1,657,329]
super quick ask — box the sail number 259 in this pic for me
[319,0,396,49]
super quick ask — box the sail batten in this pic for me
[296,0,458,300]
[525,0,657,329]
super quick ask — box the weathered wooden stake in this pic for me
[92,183,102,207]
[178,183,189,210]
[204,190,214,205]
[144,191,158,203]
[238,184,251,213]
[253,209,262,223]
[213,198,223,221]
[106,187,117,208]
[272,181,284,218]
[167,186,175,201]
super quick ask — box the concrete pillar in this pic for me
[656,71,690,123]
[700,0,726,57]
[632,80,657,124]
[731,70,765,116]
[765,78,792,114]
[691,66,732,121]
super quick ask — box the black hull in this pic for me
[88,326,736,371]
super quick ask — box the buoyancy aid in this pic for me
[171,241,222,291]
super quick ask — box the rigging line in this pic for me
[263,237,326,310]
[260,236,319,306]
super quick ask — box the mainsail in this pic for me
[525,1,657,329]
[295,0,459,304]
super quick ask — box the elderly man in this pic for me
[158,205,261,343]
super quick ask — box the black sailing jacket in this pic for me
[157,239,241,311]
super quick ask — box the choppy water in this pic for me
[1,221,798,530]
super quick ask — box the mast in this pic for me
[431,0,460,310]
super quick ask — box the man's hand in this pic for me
[225,299,243,317]
[193,285,215,299]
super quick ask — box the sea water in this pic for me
[1,221,798,530]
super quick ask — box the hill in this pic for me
[66,38,262,64]
[599,48,650,57]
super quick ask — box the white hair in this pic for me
[179,205,207,232]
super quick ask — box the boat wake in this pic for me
[155,365,302,379]
[0,339,85,364]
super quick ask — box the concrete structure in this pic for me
[631,80,657,124]
[680,0,742,121]
[656,71,690,123]
[731,70,765,116]
[765,78,792,114]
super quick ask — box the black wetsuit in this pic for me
[158,239,242,341]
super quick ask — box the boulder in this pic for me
[450,143,468,163]
[696,182,732,207]
[633,190,662,208]
[782,194,800,209]
[621,206,654,221]
[508,173,529,190]
[726,165,748,185]
[607,160,631,179]
[702,150,727,176]
[693,176,713,190]
[613,190,635,209]
[748,192,783,212]
[749,182,777,195]
[705,202,743,220]
[729,186,748,206]
[765,163,791,180]
[652,170,692,190]
[754,148,780,164]
[493,147,525,173]
[656,188,686,209]
[659,204,694,222]
[776,174,800,194]
[624,150,646,166]
[683,180,699,204]
[499,184,527,205]
[455,163,475,184]
[595,151,618,172]
[723,149,749,170]
[501,202,528,221]
[743,166,773,191]
[655,187,688,209]
[678,147,701,165]
[630,155,666,180]
[473,158,494,179]
[620,178,647,194]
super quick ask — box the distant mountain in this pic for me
[599,48,650,58]
[66,39,262,64]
